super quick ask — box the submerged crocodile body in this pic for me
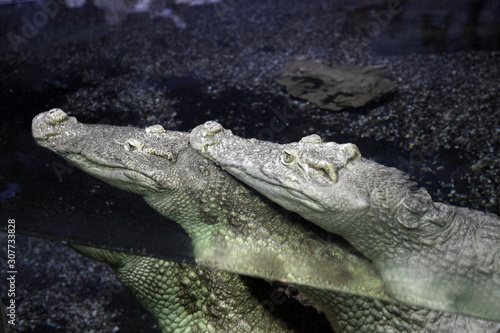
[190,121,500,321]
[69,244,295,332]
[32,109,500,332]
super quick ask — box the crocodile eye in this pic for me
[281,150,295,164]
[124,139,144,152]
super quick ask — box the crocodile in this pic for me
[190,120,500,321]
[68,244,296,332]
[32,109,500,332]
[277,57,395,111]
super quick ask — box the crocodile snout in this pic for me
[31,109,82,153]
[190,120,229,152]
[32,108,70,141]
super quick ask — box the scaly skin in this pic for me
[68,244,296,333]
[32,109,500,332]
[190,120,500,321]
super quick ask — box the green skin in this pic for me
[190,120,500,322]
[69,244,294,333]
[33,109,499,332]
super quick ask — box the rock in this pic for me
[277,57,396,111]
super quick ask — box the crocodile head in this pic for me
[190,121,456,256]
[190,121,370,234]
[32,108,190,197]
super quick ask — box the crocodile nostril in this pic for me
[203,120,223,134]
[47,108,68,122]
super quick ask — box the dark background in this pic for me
[0,0,499,331]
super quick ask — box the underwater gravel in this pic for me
[0,234,158,333]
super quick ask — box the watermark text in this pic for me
[5,219,17,326]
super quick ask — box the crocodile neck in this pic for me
[319,158,450,262]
